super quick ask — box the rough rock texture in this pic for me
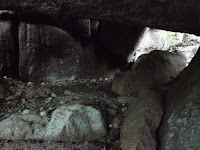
[45,104,107,142]
[0,0,199,35]
[159,47,200,150]
[0,20,18,78]
[121,90,163,150]
[0,114,48,140]
[112,50,187,96]
[19,22,81,82]
[0,104,107,142]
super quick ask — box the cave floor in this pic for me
[0,77,127,150]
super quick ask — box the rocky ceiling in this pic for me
[0,0,200,35]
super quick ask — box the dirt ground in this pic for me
[0,77,131,150]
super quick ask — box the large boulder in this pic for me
[0,0,199,35]
[0,104,107,142]
[44,104,107,142]
[121,90,163,150]
[159,47,200,149]
[0,114,48,140]
[0,20,18,78]
[112,50,187,96]
[19,22,82,82]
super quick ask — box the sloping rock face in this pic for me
[159,47,200,150]
[0,104,107,142]
[121,90,163,150]
[112,50,187,96]
[0,0,199,35]
[0,20,18,78]
[19,22,81,82]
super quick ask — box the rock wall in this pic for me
[0,20,18,78]
[0,0,199,35]
[18,22,81,82]
[0,18,145,82]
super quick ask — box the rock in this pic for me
[19,22,82,82]
[121,90,163,150]
[112,50,187,96]
[159,47,200,150]
[44,104,107,142]
[22,109,31,115]
[27,82,34,87]
[179,44,200,64]
[40,111,47,117]
[51,93,57,98]
[0,20,18,78]
[0,0,199,35]
[0,114,48,140]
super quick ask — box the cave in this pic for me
[0,1,200,150]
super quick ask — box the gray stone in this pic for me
[112,50,187,96]
[44,104,107,142]
[19,22,82,82]
[159,47,200,150]
[0,0,199,35]
[0,114,48,140]
[22,109,31,115]
[121,90,163,150]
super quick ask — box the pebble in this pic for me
[60,101,65,105]
[51,93,57,98]
[40,111,47,117]
[27,82,34,87]
[47,97,53,101]
[3,76,7,79]
[121,107,128,113]
[109,124,113,128]
[93,96,98,99]
[22,109,30,115]
[40,82,45,86]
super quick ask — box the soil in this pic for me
[0,77,130,150]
